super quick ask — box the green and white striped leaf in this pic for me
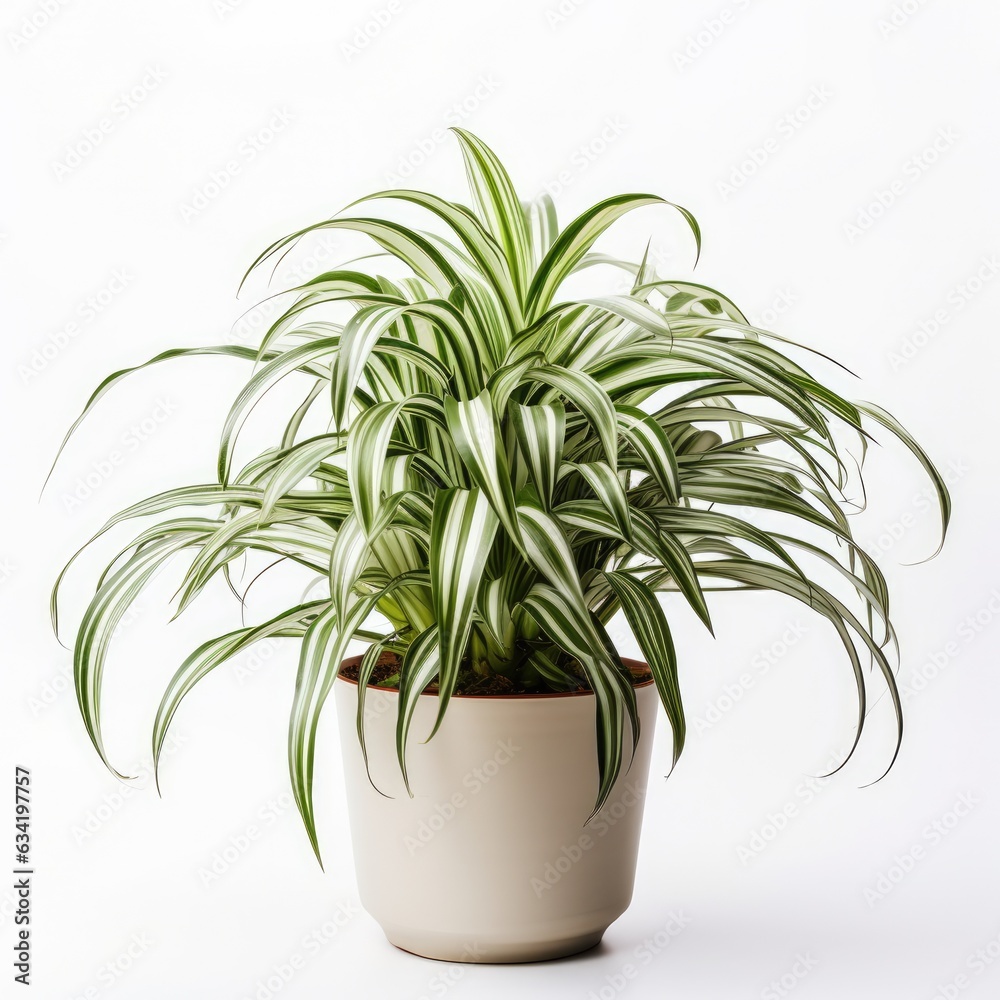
[45,345,274,493]
[353,636,399,794]
[346,401,404,535]
[510,401,565,510]
[527,194,672,319]
[288,597,375,866]
[452,128,532,305]
[615,404,681,503]
[260,434,345,521]
[429,488,499,734]
[219,337,338,483]
[516,500,587,604]
[526,365,619,470]
[444,389,519,541]
[394,625,442,794]
[563,461,632,539]
[604,571,684,767]
[354,187,520,328]
[526,648,581,691]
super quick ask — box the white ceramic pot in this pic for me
[333,657,658,963]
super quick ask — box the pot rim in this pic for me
[335,653,654,699]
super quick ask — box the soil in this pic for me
[338,650,403,688]
[338,651,652,695]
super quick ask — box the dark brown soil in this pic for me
[338,650,401,687]
[338,651,652,695]
[459,673,533,696]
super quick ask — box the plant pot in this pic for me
[333,656,658,963]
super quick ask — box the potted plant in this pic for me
[52,130,949,963]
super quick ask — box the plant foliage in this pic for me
[53,130,950,866]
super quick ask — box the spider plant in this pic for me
[52,129,950,866]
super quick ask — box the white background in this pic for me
[2,1,999,998]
